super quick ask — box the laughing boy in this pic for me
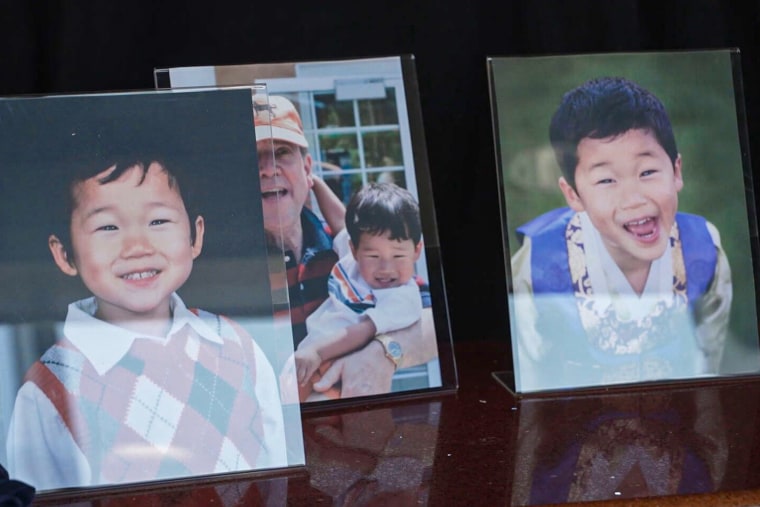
[510,77,732,391]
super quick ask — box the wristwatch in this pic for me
[373,334,403,370]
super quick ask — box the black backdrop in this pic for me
[1,1,758,348]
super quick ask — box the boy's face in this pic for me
[350,231,422,290]
[49,163,204,325]
[257,139,313,236]
[558,128,683,276]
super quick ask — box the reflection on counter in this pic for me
[303,401,440,505]
[509,386,751,506]
[28,339,760,506]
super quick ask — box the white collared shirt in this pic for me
[63,294,225,375]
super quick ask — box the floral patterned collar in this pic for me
[566,213,689,357]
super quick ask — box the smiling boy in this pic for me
[7,156,287,490]
[252,95,439,401]
[294,182,424,399]
[511,77,732,392]
[558,129,683,294]
[49,162,203,335]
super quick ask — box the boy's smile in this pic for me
[559,128,683,282]
[49,163,204,333]
[350,231,422,290]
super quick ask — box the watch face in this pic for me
[387,340,403,359]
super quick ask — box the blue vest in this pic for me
[515,208,717,386]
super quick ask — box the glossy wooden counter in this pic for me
[33,340,760,506]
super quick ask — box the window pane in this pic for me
[321,172,364,205]
[359,88,398,125]
[321,171,408,206]
[315,93,355,128]
[368,170,407,189]
[319,171,350,205]
[362,130,402,168]
[319,133,359,169]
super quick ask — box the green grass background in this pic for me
[490,50,759,369]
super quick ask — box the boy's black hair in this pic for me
[549,76,679,188]
[346,182,422,247]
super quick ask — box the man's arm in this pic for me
[385,307,437,368]
[315,317,378,362]
[312,307,437,397]
[296,317,378,384]
[310,174,346,234]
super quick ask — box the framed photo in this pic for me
[156,55,457,407]
[0,87,304,496]
[488,50,760,394]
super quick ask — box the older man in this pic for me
[255,95,437,397]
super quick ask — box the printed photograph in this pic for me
[0,88,303,493]
[160,56,453,404]
[489,50,760,393]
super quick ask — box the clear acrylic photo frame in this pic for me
[0,84,305,500]
[155,55,458,410]
[487,49,760,397]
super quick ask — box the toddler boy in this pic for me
[295,182,423,400]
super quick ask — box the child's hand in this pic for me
[278,353,300,405]
[294,347,322,386]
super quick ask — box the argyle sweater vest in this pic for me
[24,310,265,486]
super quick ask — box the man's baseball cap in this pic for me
[253,95,309,148]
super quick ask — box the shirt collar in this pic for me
[62,293,224,375]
